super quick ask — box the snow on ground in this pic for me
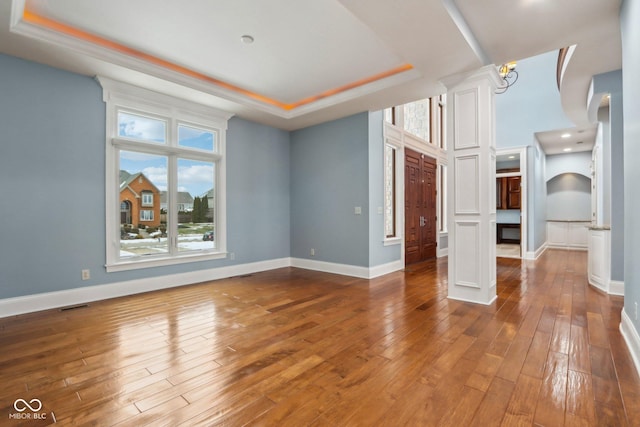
[120,235,214,257]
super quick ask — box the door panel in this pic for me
[405,148,437,264]
[422,156,437,259]
[405,151,422,264]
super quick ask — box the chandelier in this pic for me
[495,62,518,94]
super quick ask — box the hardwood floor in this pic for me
[1,249,638,426]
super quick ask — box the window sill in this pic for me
[106,251,227,272]
[383,237,402,246]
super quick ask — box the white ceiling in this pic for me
[0,0,622,131]
[536,125,598,156]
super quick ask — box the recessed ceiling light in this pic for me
[240,35,254,44]
[561,133,571,139]
[563,147,572,152]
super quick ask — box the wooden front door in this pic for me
[405,149,437,264]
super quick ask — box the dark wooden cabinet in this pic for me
[497,176,521,210]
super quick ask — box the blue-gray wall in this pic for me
[0,54,290,300]
[496,51,575,253]
[621,0,640,334]
[290,113,370,266]
[226,118,291,263]
[546,151,592,180]
[545,152,591,221]
[532,142,548,250]
[592,70,624,283]
[546,174,591,221]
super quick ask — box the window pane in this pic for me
[384,144,396,238]
[178,124,216,151]
[403,99,431,142]
[384,107,396,125]
[439,94,447,150]
[177,158,215,252]
[141,192,153,206]
[440,164,447,232]
[118,112,166,143]
[119,151,167,258]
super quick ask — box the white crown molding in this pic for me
[97,76,234,125]
[9,7,419,120]
[9,15,288,117]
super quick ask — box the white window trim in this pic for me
[98,77,233,273]
[140,210,154,222]
[383,136,403,246]
[382,100,449,255]
[141,192,153,207]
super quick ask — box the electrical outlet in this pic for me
[310,248,315,256]
[230,252,235,260]
[81,269,90,281]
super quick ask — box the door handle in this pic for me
[420,216,425,227]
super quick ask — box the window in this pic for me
[403,98,431,142]
[384,142,401,244]
[100,77,232,272]
[140,210,154,222]
[141,191,153,207]
[384,107,397,125]
[437,94,447,150]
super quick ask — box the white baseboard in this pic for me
[620,309,640,377]
[525,243,547,260]
[447,293,498,306]
[290,258,404,279]
[290,257,369,278]
[437,248,449,258]
[546,244,588,251]
[369,260,405,278]
[0,257,407,318]
[0,258,290,318]
[610,280,625,296]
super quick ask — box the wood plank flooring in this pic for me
[1,249,638,426]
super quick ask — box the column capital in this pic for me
[440,64,503,92]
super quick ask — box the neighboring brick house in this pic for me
[119,170,161,227]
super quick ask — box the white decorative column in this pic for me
[444,66,501,305]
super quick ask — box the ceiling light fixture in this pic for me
[495,62,518,94]
[508,156,515,159]
[563,148,572,152]
[561,133,571,138]
[240,35,254,44]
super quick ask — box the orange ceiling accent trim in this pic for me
[22,7,413,111]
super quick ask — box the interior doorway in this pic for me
[496,147,528,259]
[405,148,437,264]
